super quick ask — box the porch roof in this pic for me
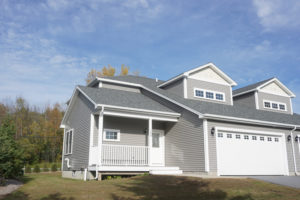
[78,85,178,115]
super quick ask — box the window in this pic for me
[103,129,120,141]
[279,104,285,110]
[227,134,232,138]
[244,135,249,140]
[206,92,214,99]
[195,90,204,97]
[236,134,241,139]
[218,133,223,138]
[194,88,225,102]
[264,102,271,108]
[216,93,224,101]
[65,130,73,154]
[272,103,278,109]
[264,100,287,112]
[252,136,257,140]
[267,137,272,142]
[260,136,264,141]
[152,133,160,148]
[275,138,279,142]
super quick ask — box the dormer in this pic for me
[158,63,237,105]
[233,78,295,114]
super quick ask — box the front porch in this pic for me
[88,107,182,175]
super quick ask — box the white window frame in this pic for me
[263,100,287,111]
[103,129,120,142]
[65,129,74,155]
[193,88,225,102]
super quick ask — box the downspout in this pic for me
[290,126,298,175]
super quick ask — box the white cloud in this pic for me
[252,0,300,31]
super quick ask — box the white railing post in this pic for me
[98,107,104,166]
[148,118,152,166]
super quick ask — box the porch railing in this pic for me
[101,144,149,166]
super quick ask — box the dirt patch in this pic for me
[0,179,23,199]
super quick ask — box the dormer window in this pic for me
[194,88,225,102]
[263,100,287,111]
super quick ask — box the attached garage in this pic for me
[216,127,289,176]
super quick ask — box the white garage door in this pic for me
[216,130,288,175]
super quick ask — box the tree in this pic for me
[120,64,129,76]
[85,69,101,84]
[0,116,24,179]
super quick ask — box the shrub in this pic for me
[51,164,57,172]
[25,166,31,173]
[33,165,40,173]
[43,163,49,172]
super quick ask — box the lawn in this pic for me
[3,172,300,200]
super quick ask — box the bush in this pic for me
[51,164,57,172]
[33,165,40,173]
[43,163,49,172]
[25,166,31,173]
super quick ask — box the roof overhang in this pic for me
[233,78,296,98]
[158,63,237,88]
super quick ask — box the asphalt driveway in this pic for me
[249,176,300,189]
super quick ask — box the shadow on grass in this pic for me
[4,192,75,200]
[111,176,254,200]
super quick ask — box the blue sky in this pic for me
[1,0,300,112]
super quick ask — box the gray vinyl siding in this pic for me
[102,116,164,146]
[207,120,295,174]
[233,92,256,109]
[102,82,140,93]
[63,93,95,171]
[294,130,300,172]
[187,78,232,105]
[165,110,204,172]
[258,91,292,114]
[162,79,184,97]
[93,115,99,146]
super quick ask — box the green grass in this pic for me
[4,173,300,200]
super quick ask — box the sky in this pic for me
[1,0,300,112]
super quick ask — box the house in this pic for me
[60,63,300,180]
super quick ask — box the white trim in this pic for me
[97,104,180,117]
[103,129,120,142]
[255,91,259,109]
[234,78,296,98]
[193,88,225,102]
[203,119,210,172]
[103,110,178,122]
[257,78,296,97]
[215,126,289,176]
[98,107,104,165]
[290,98,294,114]
[90,114,95,147]
[65,129,74,155]
[230,87,233,106]
[183,77,187,98]
[263,99,287,112]
[99,81,103,88]
[158,63,237,88]
[95,77,203,117]
[148,118,152,166]
[290,127,298,174]
[61,128,66,170]
[203,114,299,128]
[88,165,180,172]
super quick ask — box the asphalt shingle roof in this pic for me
[97,75,300,125]
[233,78,274,96]
[78,85,176,114]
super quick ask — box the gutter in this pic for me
[290,126,299,175]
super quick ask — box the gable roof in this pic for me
[97,75,300,127]
[233,77,296,97]
[157,63,237,88]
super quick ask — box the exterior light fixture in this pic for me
[287,135,291,142]
[211,127,215,135]
[295,136,299,142]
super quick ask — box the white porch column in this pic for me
[148,118,153,166]
[98,108,104,166]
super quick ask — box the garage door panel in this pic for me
[217,132,287,175]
